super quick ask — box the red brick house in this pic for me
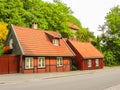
[67,40,104,70]
[4,25,75,73]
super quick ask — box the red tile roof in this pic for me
[67,40,104,59]
[68,23,79,30]
[12,25,75,56]
[45,31,61,38]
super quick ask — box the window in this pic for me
[9,39,13,49]
[53,39,59,46]
[88,59,92,67]
[38,57,45,68]
[95,59,99,66]
[25,57,33,69]
[57,57,63,66]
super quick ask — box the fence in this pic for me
[0,55,19,74]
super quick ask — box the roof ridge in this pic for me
[13,25,45,31]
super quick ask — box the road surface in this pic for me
[0,68,120,90]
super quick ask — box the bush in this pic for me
[0,44,4,55]
[71,64,78,71]
[104,51,118,66]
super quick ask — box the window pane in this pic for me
[38,59,41,67]
[38,57,45,68]
[9,39,13,49]
[96,59,99,66]
[30,59,33,68]
[60,59,62,65]
[57,60,59,66]
[25,59,29,69]
[53,39,59,46]
[88,60,92,67]
[25,57,33,69]
[42,59,45,66]
[57,57,63,66]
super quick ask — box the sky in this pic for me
[44,0,120,36]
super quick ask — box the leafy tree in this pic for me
[0,0,83,38]
[0,22,8,44]
[99,5,120,65]
[92,36,102,51]
[76,28,94,42]
[68,15,82,29]
[105,5,120,36]
[103,50,117,66]
[0,0,26,26]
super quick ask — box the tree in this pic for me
[0,0,83,38]
[0,22,8,55]
[0,22,8,44]
[0,0,26,26]
[76,28,94,42]
[99,5,120,65]
[92,36,102,51]
[68,15,82,29]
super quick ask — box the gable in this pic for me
[4,25,23,55]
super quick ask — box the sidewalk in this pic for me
[0,66,120,85]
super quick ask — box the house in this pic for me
[68,23,79,33]
[4,24,75,73]
[67,40,104,70]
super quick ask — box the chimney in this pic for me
[32,22,37,29]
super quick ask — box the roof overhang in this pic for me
[23,54,75,57]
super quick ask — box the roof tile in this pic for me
[67,40,104,59]
[13,25,75,56]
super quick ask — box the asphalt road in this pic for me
[0,68,120,90]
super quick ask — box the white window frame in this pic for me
[57,57,63,67]
[25,57,33,69]
[53,39,59,46]
[95,59,99,66]
[9,39,13,49]
[88,59,92,67]
[38,57,45,68]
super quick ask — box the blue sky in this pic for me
[44,0,120,36]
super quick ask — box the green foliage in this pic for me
[76,28,94,42]
[68,15,82,29]
[0,0,83,38]
[103,51,117,66]
[92,36,102,51]
[71,64,78,71]
[99,5,120,66]
[105,5,120,35]
[0,22,8,44]
[0,44,4,55]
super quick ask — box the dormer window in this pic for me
[53,39,59,46]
